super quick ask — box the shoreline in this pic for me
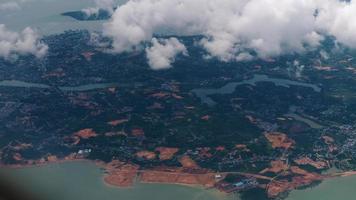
[2,158,356,199]
[0,158,218,189]
[0,159,230,199]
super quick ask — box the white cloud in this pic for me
[236,52,254,62]
[0,2,21,11]
[316,0,356,48]
[94,0,115,10]
[146,37,187,70]
[0,24,48,59]
[82,0,115,16]
[103,0,356,65]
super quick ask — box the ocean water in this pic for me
[0,0,125,35]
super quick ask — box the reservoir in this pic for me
[192,75,321,106]
[0,161,234,200]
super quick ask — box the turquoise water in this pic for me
[0,161,234,200]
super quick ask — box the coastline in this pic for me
[0,158,218,189]
[2,158,356,199]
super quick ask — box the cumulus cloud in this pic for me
[0,24,48,59]
[0,2,21,11]
[103,0,356,65]
[146,37,188,70]
[316,0,356,48]
[82,0,115,16]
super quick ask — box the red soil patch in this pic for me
[150,92,170,99]
[47,155,58,162]
[264,132,295,149]
[260,160,289,174]
[179,156,199,169]
[131,128,145,137]
[267,180,291,198]
[100,160,139,187]
[74,128,98,139]
[13,153,23,161]
[215,146,225,151]
[140,167,216,187]
[155,147,179,160]
[136,151,156,160]
[107,119,129,126]
[294,157,328,169]
[235,144,250,152]
[266,166,324,198]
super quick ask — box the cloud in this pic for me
[316,0,356,48]
[0,24,48,59]
[82,0,115,16]
[0,2,21,11]
[94,0,115,10]
[146,37,188,70]
[103,0,356,65]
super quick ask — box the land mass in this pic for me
[1,30,356,200]
[61,9,113,21]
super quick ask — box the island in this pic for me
[61,8,113,21]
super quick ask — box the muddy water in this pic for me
[0,161,235,200]
[286,175,356,200]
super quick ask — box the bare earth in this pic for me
[264,132,295,149]
[155,147,179,160]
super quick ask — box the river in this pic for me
[0,80,119,92]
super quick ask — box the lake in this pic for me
[0,161,235,200]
